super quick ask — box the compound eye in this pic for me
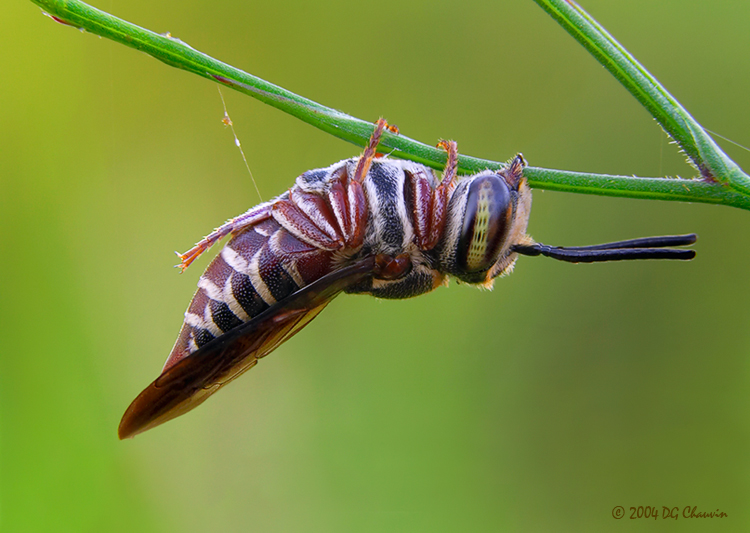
[457,175,513,274]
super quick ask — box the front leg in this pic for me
[410,139,458,251]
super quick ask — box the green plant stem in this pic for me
[31,0,750,211]
[523,168,750,210]
[533,0,750,195]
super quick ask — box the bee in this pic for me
[118,119,697,439]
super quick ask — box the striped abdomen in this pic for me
[165,217,335,370]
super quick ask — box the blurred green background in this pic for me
[2,0,749,531]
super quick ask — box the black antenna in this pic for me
[512,234,697,263]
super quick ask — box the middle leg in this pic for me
[328,118,393,250]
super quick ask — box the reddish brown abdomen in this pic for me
[164,218,334,370]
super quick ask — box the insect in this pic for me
[118,119,697,439]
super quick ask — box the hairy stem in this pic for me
[533,0,750,195]
[32,0,750,211]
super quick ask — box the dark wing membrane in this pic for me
[118,256,376,439]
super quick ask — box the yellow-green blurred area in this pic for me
[2,0,749,530]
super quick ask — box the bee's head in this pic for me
[439,155,531,287]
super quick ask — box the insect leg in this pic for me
[436,140,459,191]
[418,140,458,250]
[353,118,389,183]
[407,168,435,250]
[346,177,368,249]
[177,203,273,271]
[500,154,526,188]
[272,196,344,251]
[374,253,412,280]
[326,166,368,249]
[336,118,390,249]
